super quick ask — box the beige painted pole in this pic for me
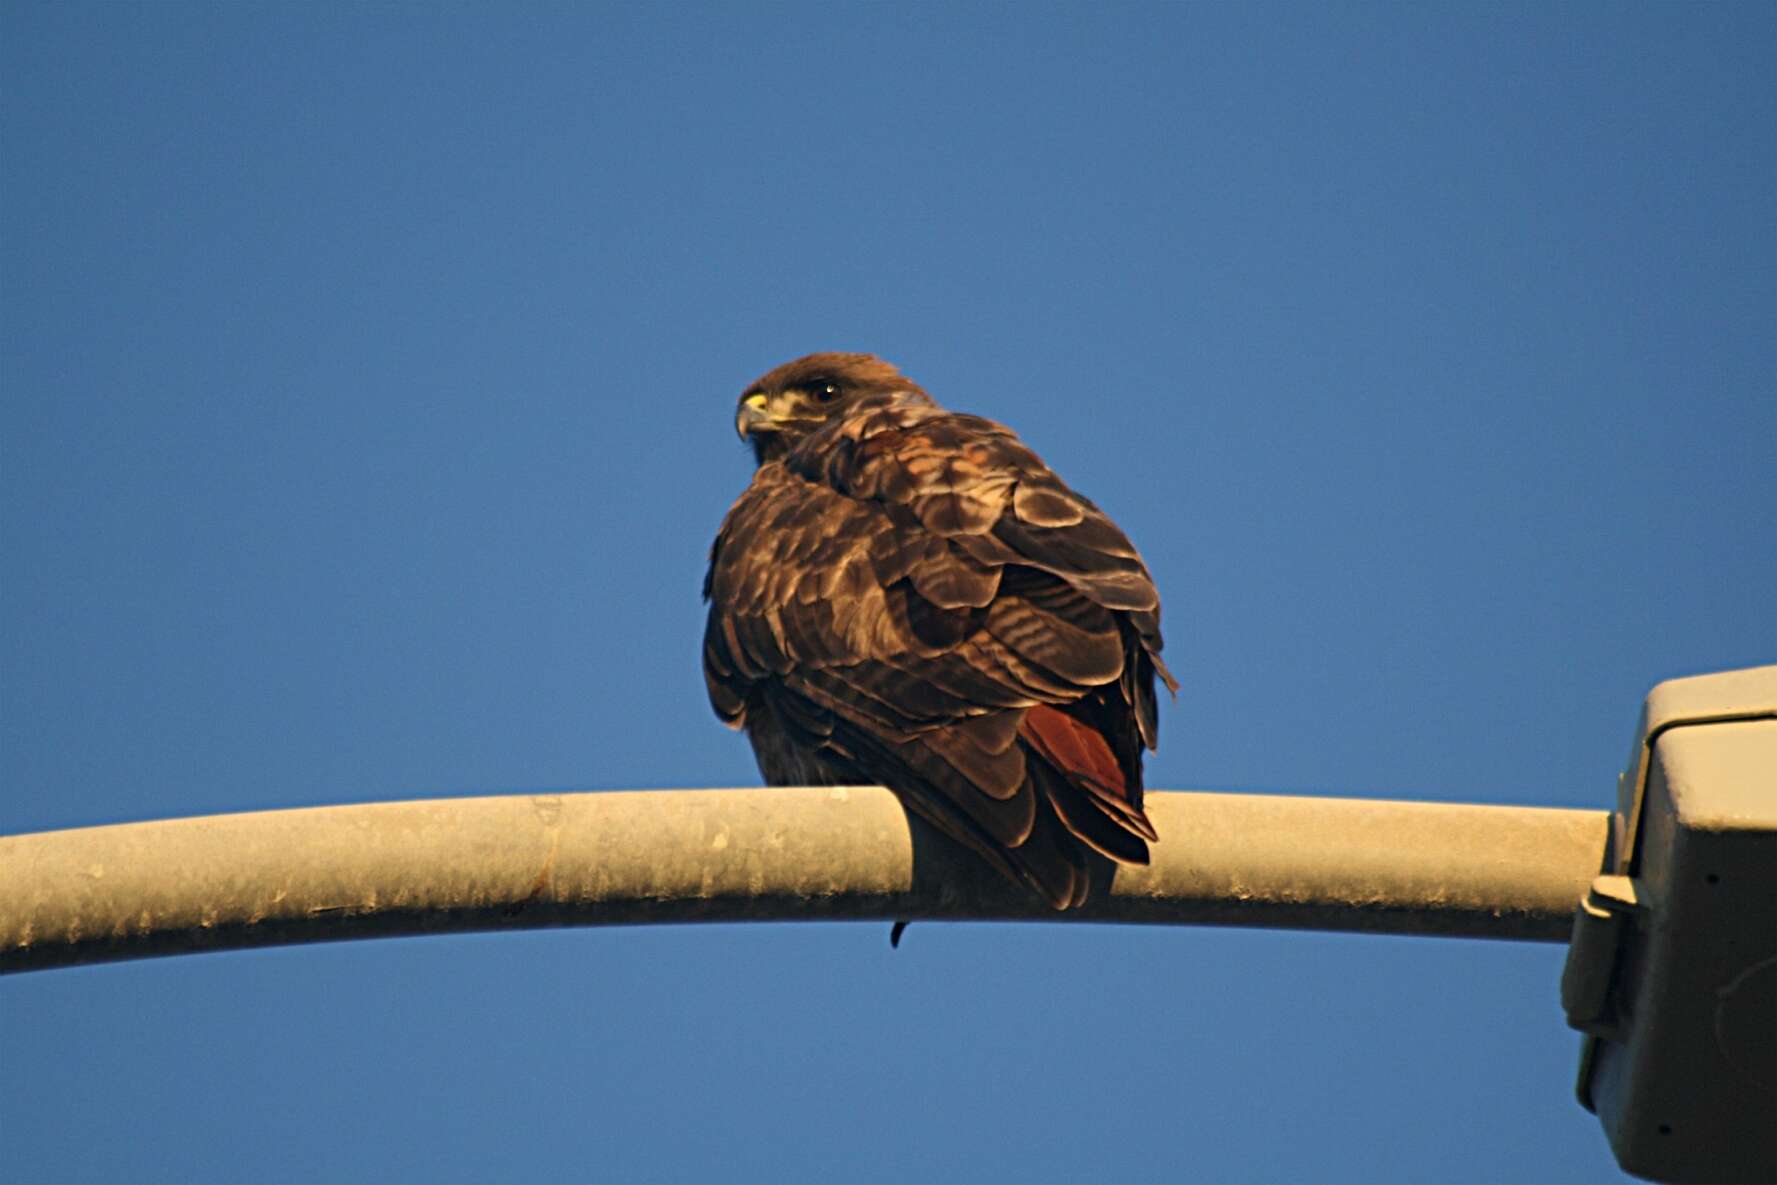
[0,788,1608,973]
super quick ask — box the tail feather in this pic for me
[1019,703,1158,861]
[1030,758,1150,864]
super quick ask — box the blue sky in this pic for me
[3,3,1772,1182]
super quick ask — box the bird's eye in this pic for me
[811,382,840,403]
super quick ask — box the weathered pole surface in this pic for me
[0,788,1608,973]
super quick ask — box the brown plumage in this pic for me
[703,352,1177,911]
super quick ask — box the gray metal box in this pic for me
[1563,665,1777,1183]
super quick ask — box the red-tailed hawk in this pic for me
[703,353,1177,914]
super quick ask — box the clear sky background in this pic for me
[3,4,1772,1183]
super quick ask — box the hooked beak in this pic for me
[735,391,772,440]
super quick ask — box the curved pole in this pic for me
[0,788,1608,973]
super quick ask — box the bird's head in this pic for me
[735,352,928,465]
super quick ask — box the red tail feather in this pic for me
[1018,704,1157,845]
[1023,703,1158,863]
[1020,705,1125,795]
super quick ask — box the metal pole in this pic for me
[0,788,1608,973]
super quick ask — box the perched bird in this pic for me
[702,353,1177,919]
